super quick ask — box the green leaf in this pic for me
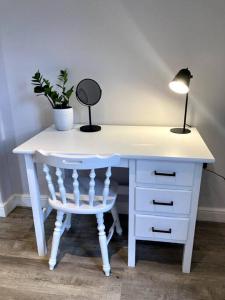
[34,86,44,93]
[64,86,74,99]
[58,69,68,85]
[31,81,39,85]
[43,78,50,85]
[34,71,41,80]
[50,90,59,102]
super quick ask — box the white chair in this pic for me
[35,150,122,276]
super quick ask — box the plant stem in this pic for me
[40,79,55,108]
[46,95,55,108]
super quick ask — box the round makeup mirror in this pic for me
[76,78,102,132]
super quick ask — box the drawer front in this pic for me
[135,214,189,241]
[136,160,195,186]
[135,187,192,214]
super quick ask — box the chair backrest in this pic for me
[35,150,120,207]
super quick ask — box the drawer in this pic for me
[135,214,189,241]
[135,187,192,214]
[136,160,195,186]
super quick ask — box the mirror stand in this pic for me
[80,106,101,132]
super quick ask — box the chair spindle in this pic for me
[89,169,96,206]
[43,164,56,200]
[103,167,111,205]
[72,169,80,206]
[56,167,67,204]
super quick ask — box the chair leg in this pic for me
[96,213,111,276]
[111,205,122,236]
[65,213,72,231]
[49,210,64,271]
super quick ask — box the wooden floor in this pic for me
[0,208,225,300]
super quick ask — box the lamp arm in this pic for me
[183,93,189,133]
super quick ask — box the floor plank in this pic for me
[0,207,225,300]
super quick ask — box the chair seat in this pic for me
[48,177,118,215]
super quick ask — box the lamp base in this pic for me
[80,125,101,132]
[170,128,191,134]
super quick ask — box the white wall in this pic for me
[0,0,225,209]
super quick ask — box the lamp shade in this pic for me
[169,68,193,94]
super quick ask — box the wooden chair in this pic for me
[35,150,122,276]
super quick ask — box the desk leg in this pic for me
[128,160,136,267]
[182,164,202,273]
[25,154,47,256]
[183,241,193,273]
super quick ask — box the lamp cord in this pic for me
[204,168,225,181]
[183,125,224,180]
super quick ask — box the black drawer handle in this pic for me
[154,171,176,177]
[153,200,174,206]
[152,227,172,234]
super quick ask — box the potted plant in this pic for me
[31,69,74,131]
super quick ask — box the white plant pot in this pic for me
[53,107,74,131]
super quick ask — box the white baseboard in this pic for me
[1,191,225,223]
[15,194,48,208]
[0,194,48,217]
[197,207,225,223]
[0,195,17,217]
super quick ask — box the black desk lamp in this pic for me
[169,68,193,134]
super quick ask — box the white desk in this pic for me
[13,125,214,272]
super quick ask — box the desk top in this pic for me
[13,125,214,163]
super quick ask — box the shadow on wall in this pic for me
[0,100,23,200]
[0,40,23,200]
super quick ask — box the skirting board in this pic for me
[1,192,225,223]
[0,194,48,217]
[0,195,17,217]
[197,207,225,223]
